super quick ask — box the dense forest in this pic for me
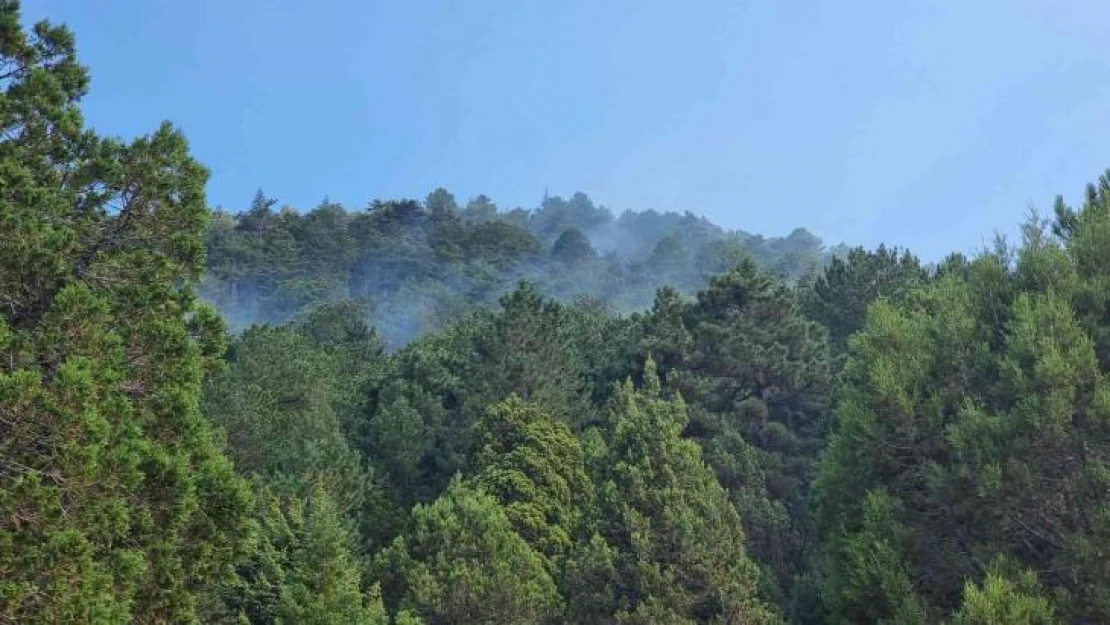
[2,4,1108,624]
[200,186,831,346]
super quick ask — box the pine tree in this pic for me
[551,227,598,265]
[276,487,388,625]
[377,478,562,624]
[210,487,388,625]
[635,260,832,608]
[579,359,778,623]
[203,325,371,520]
[801,245,927,352]
[473,282,591,425]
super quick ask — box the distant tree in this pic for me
[238,188,279,233]
[462,220,543,267]
[201,184,832,344]
[426,188,464,262]
[531,192,612,242]
[551,227,598,264]
[289,199,356,285]
[423,187,456,213]
[462,194,498,223]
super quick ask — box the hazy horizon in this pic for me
[32,0,1110,260]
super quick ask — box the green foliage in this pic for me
[0,4,255,621]
[362,283,607,512]
[577,360,778,623]
[275,487,388,625]
[368,389,430,495]
[801,244,927,351]
[378,478,562,624]
[12,6,1110,624]
[626,260,833,610]
[819,490,926,625]
[473,283,593,424]
[208,487,388,625]
[551,227,598,264]
[563,532,622,624]
[199,304,402,622]
[816,191,1110,623]
[951,560,1056,625]
[470,396,593,567]
[202,323,375,519]
[201,186,830,345]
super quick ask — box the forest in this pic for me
[2,4,1108,624]
[200,186,831,346]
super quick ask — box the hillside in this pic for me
[201,189,831,345]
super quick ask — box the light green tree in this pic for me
[276,487,388,625]
[470,396,593,569]
[952,560,1056,625]
[580,358,778,623]
[378,478,562,625]
[817,194,1110,622]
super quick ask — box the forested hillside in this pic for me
[2,4,1108,624]
[201,188,831,345]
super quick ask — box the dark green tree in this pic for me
[209,486,389,625]
[801,244,927,352]
[633,260,832,609]
[472,283,591,425]
[551,227,598,265]
[203,325,372,519]
[462,194,498,223]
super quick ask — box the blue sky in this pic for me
[30,0,1110,260]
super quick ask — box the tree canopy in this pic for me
[4,3,1110,623]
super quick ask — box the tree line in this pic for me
[201,186,828,346]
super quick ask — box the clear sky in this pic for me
[29,0,1110,260]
